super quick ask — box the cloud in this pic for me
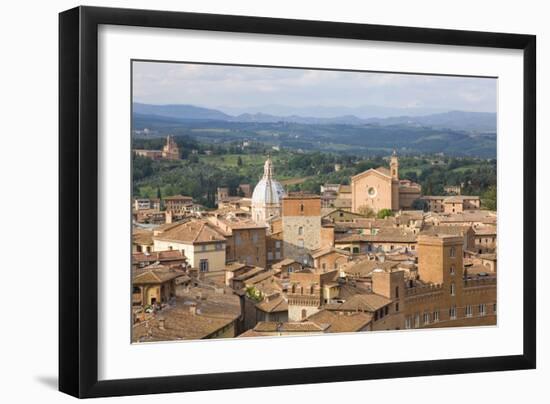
[132,61,496,113]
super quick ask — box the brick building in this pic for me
[403,234,496,329]
[208,216,268,268]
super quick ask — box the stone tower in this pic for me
[417,234,464,285]
[390,150,399,180]
[417,234,464,318]
[282,194,321,265]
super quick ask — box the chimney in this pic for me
[158,317,166,330]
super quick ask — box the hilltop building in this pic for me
[133,135,180,160]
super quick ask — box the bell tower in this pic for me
[390,150,399,180]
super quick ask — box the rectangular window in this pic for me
[199,259,209,273]
[414,313,420,328]
[450,265,455,275]
[479,304,486,316]
[465,305,473,317]
[395,286,399,298]
[275,241,281,248]
[405,316,411,329]
[450,283,455,296]
[433,310,440,322]
[449,305,457,320]
[395,303,399,312]
[423,312,430,325]
[450,246,456,257]
[267,252,273,260]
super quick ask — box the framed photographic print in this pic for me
[59,6,536,398]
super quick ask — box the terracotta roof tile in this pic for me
[256,295,288,313]
[330,293,392,312]
[154,220,225,244]
[133,264,187,285]
[308,309,372,332]
[132,294,240,342]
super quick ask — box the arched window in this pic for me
[300,203,304,213]
[298,226,304,235]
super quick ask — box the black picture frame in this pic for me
[59,6,536,398]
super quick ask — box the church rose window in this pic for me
[368,187,377,197]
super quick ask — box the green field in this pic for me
[132,137,496,209]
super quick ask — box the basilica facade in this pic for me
[351,152,421,213]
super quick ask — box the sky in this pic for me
[132,61,497,116]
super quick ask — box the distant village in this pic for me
[131,136,497,342]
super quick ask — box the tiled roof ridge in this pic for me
[193,221,207,243]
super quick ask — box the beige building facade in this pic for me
[153,220,226,272]
[351,152,421,214]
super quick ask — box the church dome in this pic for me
[251,158,285,206]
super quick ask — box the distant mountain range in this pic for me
[133,103,496,133]
[215,104,448,119]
